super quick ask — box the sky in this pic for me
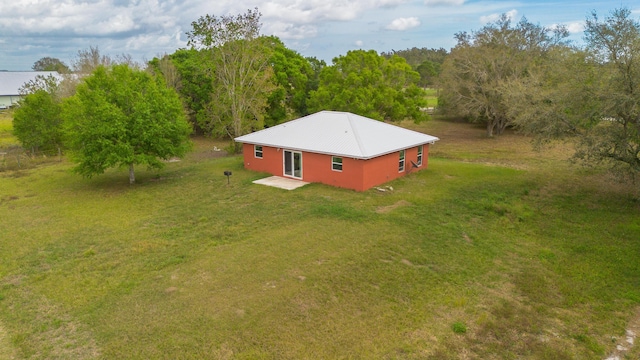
[0,0,636,71]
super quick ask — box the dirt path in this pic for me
[605,307,640,360]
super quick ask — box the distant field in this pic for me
[424,88,439,108]
[0,111,17,147]
[0,116,638,359]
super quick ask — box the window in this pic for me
[417,145,423,166]
[399,150,405,172]
[254,145,263,158]
[332,156,343,171]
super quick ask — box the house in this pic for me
[234,111,439,191]
[0,71,61,108]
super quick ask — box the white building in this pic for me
[0,71,61,108]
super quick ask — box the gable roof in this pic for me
[235,111,439,159]
[0,71,61,96]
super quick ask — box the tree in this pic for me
[18,73,61,97]
[187,8,276,151]
[306,56,327,92]
[579,8,640,180]
[439,15,568,136]
[148,54,181,91]
[13,73,64,155]
[416,60,441,87]
[62,64,192,184]
[264,36,317,126]
[32,57,70,73]
[308,50,428,122]
[148,49,215,135]
[72,46,113,74]
[13,90,64,155]
[510,8,640,183]
[382,47,448,87]
[381,47,448,68]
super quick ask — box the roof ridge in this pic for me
[346,113,367,157]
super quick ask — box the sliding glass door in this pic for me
[283,150,302,179]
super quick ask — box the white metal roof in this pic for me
[0,71,61,96]
[235,111,439,159]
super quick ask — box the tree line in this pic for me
[438,7,640,184]
[12,6,640,186]
[14,8,431,183]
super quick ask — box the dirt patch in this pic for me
[376,200,412,214]
[187,148,228,161]
[401,259,414,266]
[6,288,101,359]
[605,307,640,360]
[186,136,230,162]
[0,321,18,360]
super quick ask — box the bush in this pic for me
[452,322,467,334]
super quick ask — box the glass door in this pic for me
[283,150,302,179]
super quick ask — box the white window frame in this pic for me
[254,145,263,159]
[332,156,343,172]
[417,145,423,167]
[399,150,405,172]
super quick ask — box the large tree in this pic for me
[148,49,215,135]
[13,90,64,155]
[13,74,64,155]
[32,57,70,73]
[71,46,114,74]
[308,50,428,122]
[382,47,448,87]
[579,8,640,180]
[264,36,317,126]
[187,8,275,151]
[439,15,568,136]
[62,64,192,184]
[510,8,640,183]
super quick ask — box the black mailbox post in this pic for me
[224,170,232,184]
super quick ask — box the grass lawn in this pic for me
[424,88,439,108]
[0,117,639,359]
[0,110,17,147]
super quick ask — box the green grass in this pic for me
[0,111,17,147]
[424,88,439,108]
[0,117,638,359]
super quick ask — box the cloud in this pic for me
[355,40,364,47]
[480,9,518,24]
[386,17,420,31]
[424,0,464,5]
[564,21,585,34]
[260,0,371,24]
[125,29,185,52]
[0,0,180,37]
[265,22,318,40]
[374,0,409,7]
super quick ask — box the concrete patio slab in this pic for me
[252,176,309,190]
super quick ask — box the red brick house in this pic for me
[234,111,439,191]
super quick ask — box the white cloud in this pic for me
[260,0,365,24]
[355,40,364,47]
[549,21,584,34]
[265,22,318,40]
[425,0,464,5]
[125,29,185,51]
[374,0,409,7]
[0,0,180,36]
[0,0,622,71]
[480,9,518,24]
[564,21,585,34]
[386,17,420,31]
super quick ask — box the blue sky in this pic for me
[0,0,636,71]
